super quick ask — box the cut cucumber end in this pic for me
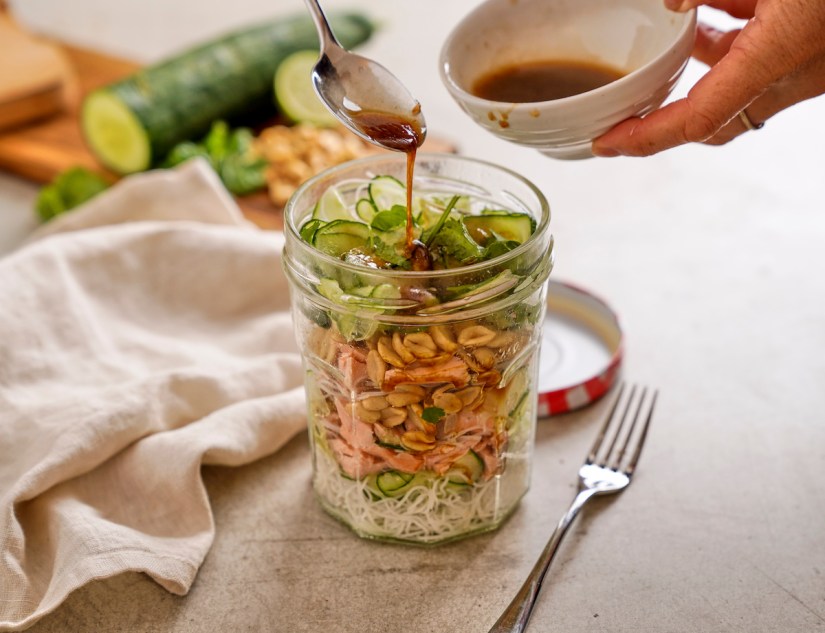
[81,90,151,174]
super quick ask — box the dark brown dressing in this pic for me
[472,59,625,102]
[349,109,426,262]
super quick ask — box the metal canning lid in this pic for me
[537,280,623,417]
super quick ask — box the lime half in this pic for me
[275,50,339,126]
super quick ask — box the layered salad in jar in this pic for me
[284,157,552,544]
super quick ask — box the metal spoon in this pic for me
[303,0,427,151]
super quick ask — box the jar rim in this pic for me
[284,153,551,280]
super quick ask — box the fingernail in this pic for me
[592,146,621,158]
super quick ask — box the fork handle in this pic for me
[487,487,601,633]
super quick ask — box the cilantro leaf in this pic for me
[371,205,407,231]
[429,218,484,265]
[370,234,411,269]
[422,407,446,423]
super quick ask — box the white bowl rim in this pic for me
[439,4,697,111]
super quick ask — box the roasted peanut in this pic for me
[404,332,438,358]
[355,403,381,423]
[473,347,497,370]
[366,350,387,388]
[457,325,497,347]
[458,349,485,373]
[360,395,389,411]
[431,383,453,399]
[381,407,407,427]
[392,331,416,364]
[401,431,436,452]
[479,369,502,387]
[454,386,483,407]
[322,332,339,364]
[395,383,426,398]
[387,390,423,407]
[377,336,406,368]
[430,325,458,353]
[488,331,515,349]
[412,353,453,367]
[432,392,463,414]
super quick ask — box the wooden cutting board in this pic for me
[0,42,455,231]
[0,44,287,228]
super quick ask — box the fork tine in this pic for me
[624,388,657,475]
[586,382,626,465]
[601,384,637,467]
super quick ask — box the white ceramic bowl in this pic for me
[439,0,696,160]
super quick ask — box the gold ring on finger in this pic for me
[738,109,764,131]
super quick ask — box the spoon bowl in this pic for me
[305,0,427,151]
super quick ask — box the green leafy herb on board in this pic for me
[162,121,268,195]
[35,167,110,222]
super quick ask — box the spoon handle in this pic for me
[303,0,341,50]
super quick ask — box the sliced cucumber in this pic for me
[81,13,375,174]
[299,218,325,243]
[349,285,376,298]
[446,450,485,485]
[368,175,406,211]
[355,197,378,223]
[376,470,415,497]
[312,220,370,257]
[313,187,353,222]
[82,91,151,174]
[371,284,401,300]
[463,213,535,245]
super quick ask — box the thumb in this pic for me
[692,22,743,67]
[665,0,757,19]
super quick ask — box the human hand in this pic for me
[592,0,825,157]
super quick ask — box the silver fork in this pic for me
[488,383,658,633]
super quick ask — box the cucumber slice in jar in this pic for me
[312,186,353,222]
[376,470,415,497]
[355,197,378,223]
[312,220,370,257]
[368,175,406,211]
[299,218,325,243]
[446,450,485,486]
[463,213,535,245]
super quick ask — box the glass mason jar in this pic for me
[283,154,553,545]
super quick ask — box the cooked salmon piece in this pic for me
[383,356,470,390]
[423,442,471,475]
[335,397,376,450]
[338,347,369,390]
[327,437,385,478]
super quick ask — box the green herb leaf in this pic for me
[219,154,268,195]
[429,217,484,265]
[35,167,110,222]
[371,205,407,231]
[370,234,411,268]
[422,194,461,247]
[161,121,267,195]
[482,239,521,260]
[422,407,446,423]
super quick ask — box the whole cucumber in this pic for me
[81,12,374,174]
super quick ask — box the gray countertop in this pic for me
[4,0,825,631]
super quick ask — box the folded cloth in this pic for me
[0,160,307,631]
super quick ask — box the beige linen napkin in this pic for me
[0,160,307,630]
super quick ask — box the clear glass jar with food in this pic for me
[283,154,553,545]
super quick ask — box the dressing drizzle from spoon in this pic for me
[348,107,427,264]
